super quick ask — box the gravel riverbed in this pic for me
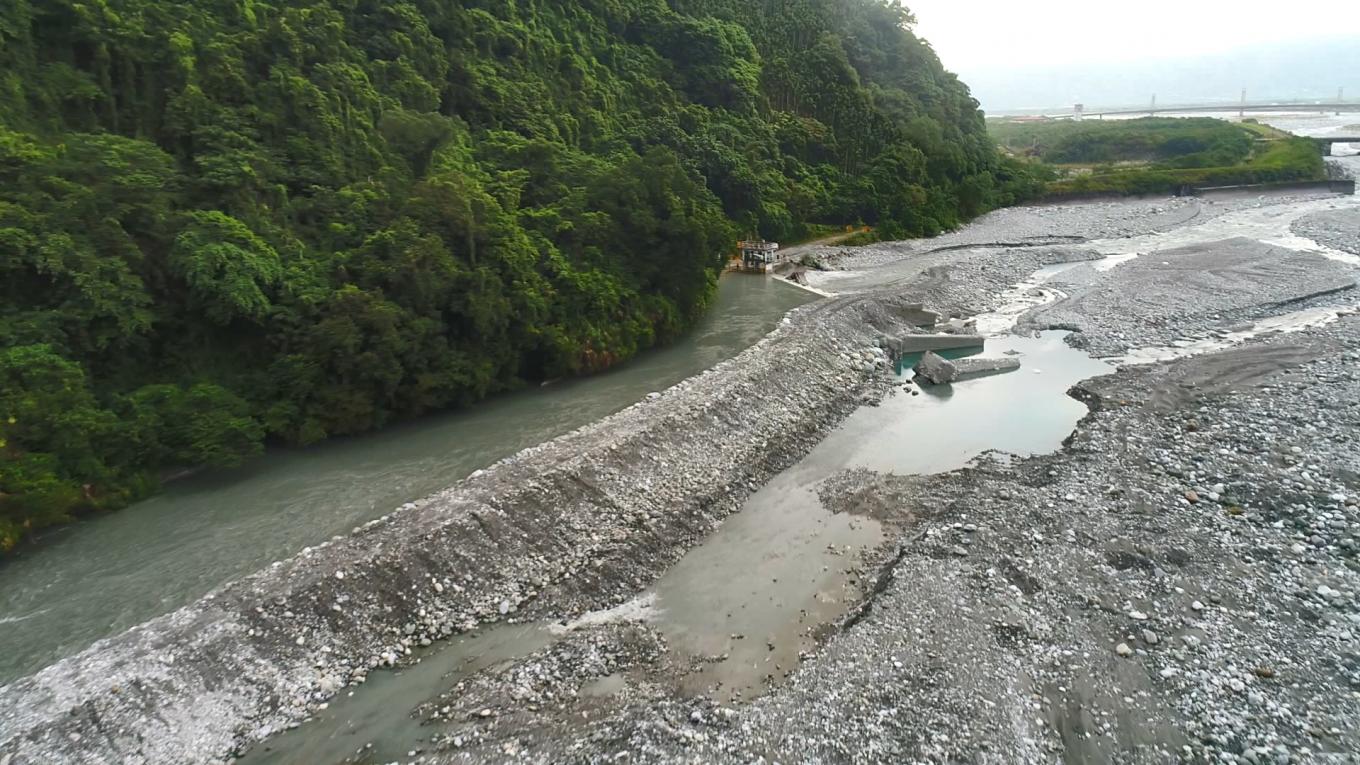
[1026,238,1356,357]
[536,317,1360,764]
[1295,208,1360,256]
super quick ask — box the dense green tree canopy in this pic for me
[0,0,1028,551]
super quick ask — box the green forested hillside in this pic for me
[0,0,1032,550]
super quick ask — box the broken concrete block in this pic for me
[953,357,1022,379]
[913,352,958,385]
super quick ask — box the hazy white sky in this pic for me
[907,0,1352,72]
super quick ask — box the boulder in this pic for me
[912,352,958,385]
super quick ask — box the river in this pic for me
[0,275,815,687]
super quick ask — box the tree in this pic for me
[120,383,265,468]
[0,345,124,550]
[170,210,283,324]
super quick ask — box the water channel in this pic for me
[0,275,815,686]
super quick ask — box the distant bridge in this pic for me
[1015,101,1360,121]
[1082,102,1359,119]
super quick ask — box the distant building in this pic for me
[737,240,780,273]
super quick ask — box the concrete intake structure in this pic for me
[881,332,986,356]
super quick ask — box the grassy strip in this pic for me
[1043,137,1324,198]
[989,118,1325,200]
[990,117,1252,167]
[836,230,882,247]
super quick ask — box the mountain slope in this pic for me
[0,0,1034,550]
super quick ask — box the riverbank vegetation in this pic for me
[990,118,1324,198]
[0,0,1041,551]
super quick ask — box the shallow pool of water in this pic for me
[848,332,1113,476]
[647,332,1111,697]
[244,624,555,764]
[647,443,882,701]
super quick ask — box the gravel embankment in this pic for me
[1294,208,1360,255]
[1028,239,1358,357]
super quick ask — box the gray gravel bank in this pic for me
[807,197,1209,273]
[1294,207,1360,255]
[1029,239,1357,357]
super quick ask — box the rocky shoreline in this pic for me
[3,191,1358,765]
